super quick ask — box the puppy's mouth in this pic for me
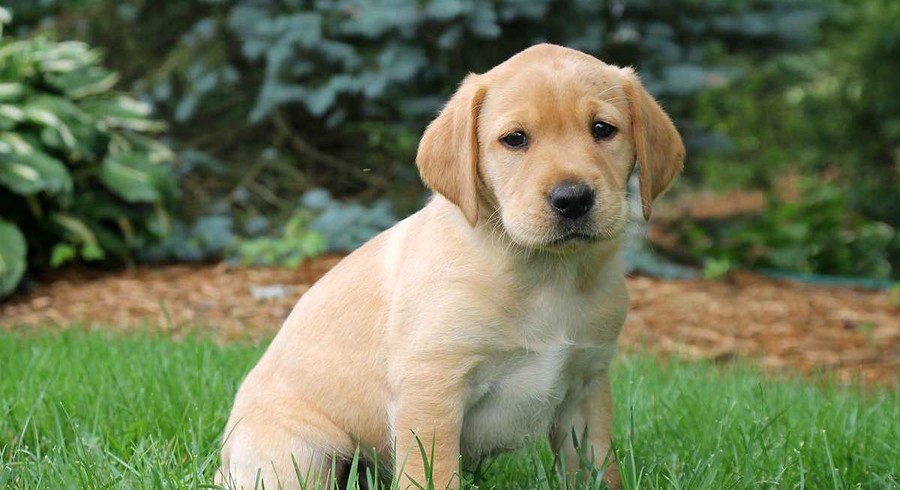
[546,231,601,246]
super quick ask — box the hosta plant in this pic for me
[0,9,177,297]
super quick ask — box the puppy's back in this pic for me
[225,221,408,456]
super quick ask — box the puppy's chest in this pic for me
[460,290,617,457]
[460,343,614,457]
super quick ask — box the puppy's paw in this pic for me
[602,460,621,490]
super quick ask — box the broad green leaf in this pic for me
[0,104,24,130]
[0,218,26,297]
[81,243,105,261]
[25,95,91,125]
[22,104,77,149]
[24,95,97,158]
[91,224,129,259]
[45,66,119,99]
[0,83,26,102]
[146,202,172,237]
[51,214,104,262]
[50,243,77,268]
[40,126,65,150]
[80,96,165,132]
[0,133,72,195]
[99,151,173,203]
[115,132,176,163]
[0,104,25,122]
[36,41,98,74]
[0,39,35,69]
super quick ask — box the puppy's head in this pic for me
[417,44,684,251]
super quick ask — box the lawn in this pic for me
[0,329,897,489]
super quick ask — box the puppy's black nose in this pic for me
[549,183,595,220]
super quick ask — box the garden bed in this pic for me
[1,257,897,384]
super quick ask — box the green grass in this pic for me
[0,329,897,489]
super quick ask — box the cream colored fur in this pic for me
[218,44,684,490]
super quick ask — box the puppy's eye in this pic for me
[592,121,617,140]
[501,131,528,149]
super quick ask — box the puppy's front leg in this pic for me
[553,372,621,489]
[392,361,467,490]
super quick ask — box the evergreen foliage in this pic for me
[6,0,827,207]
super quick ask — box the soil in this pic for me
[1,257,897,384]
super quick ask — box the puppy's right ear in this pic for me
[416,74,486,226]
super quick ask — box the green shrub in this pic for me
[227,210,325,268]
[217,186,399,268]
[678,0,899,278]
[0,218,27,294]
[681,180,897,279]
[693,0,899,224]
[831,0,900,226]
[0,10,177,296]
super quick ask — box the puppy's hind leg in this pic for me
[218,415,354,490]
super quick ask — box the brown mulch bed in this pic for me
[2,258,898,384]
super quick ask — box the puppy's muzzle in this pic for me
[549,182,595,221]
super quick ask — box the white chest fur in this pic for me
[459,285,619,458]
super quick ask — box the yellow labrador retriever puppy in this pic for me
[218,43,684,489]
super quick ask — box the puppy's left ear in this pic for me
[623,71,686,221]
[416,74,486,226]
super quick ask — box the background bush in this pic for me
[9,0,826,213]
[688,0,899,277]
[682,180,897,280]
[0,13,177,296]
[2,0,898,282]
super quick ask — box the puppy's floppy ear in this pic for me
[623,71,685,221]
[416,74,486,226]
